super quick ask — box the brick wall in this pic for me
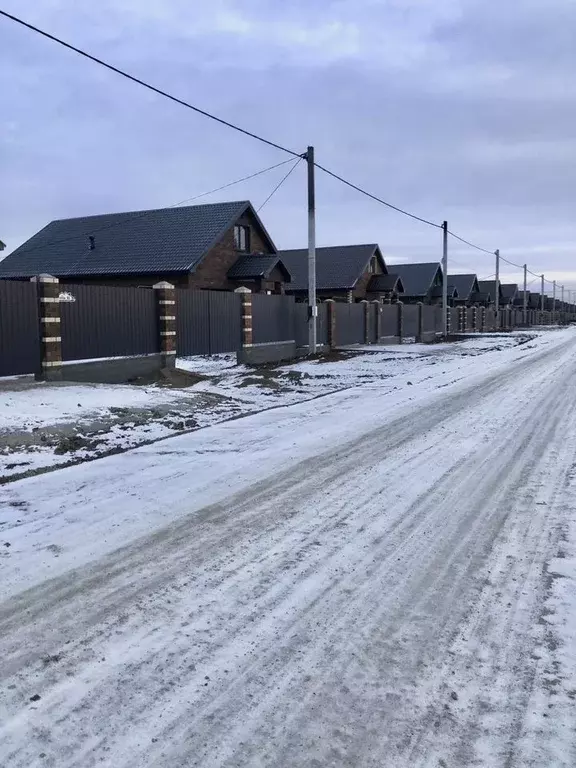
[189,215,271,291]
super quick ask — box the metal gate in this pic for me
[177,290,241,356]
[0,280,40,376]
[251,294,295,344]
[334,303,364,346]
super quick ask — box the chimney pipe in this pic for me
[88,235,95,250]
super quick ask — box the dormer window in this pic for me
[234,225,250,252]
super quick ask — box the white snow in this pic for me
[1,327,576,766]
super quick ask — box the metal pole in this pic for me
[561,285,565,321]
[442,221,448,337]
[306,146,317,354]
[553,280,556,324]
[523,264,527,325]
[494,249,500,316]
[541,274,545,312]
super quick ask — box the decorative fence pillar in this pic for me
[481,307,486,332]
[237,289,253,349]
[326,299,337,348]
[446,306,451,336]
[397,302,404,341]
[31,274,62,381]
[472,307,478,332]
[372,300,381,342]
[459,305,466,333]
[153,281,176,368]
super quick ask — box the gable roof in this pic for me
[391,263,443,297]
[0,240,5,251]
[0,201,277,278]
[447,274,479,301]
[470,291,490,304]
[227,253,290,281]
[367,273,404,293]
[500,283,518,301]
[279,244,386,291]
[478,280,502,300]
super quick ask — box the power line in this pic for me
[10,158,298,257]
[258,157,303,212]
[446,230,494,256]
[0,8,301,159]
[314,163,441,229]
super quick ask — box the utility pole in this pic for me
[523,264,528,325]
[541,274,545,312]
[442,221,448,337]
[306,146,317,354]
[553,280,556,323]
[494,249,500,315]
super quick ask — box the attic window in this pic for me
[369,256,377,274]
[234,225,250,252]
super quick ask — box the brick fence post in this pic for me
[446,306,451,336]
[238,289,253,348]
[481,307,486,332]
[361,300,370,344]
[458,305,465,333]
[153,281,176,368]
[396,302,404,342]
[372,300,381,342]
[31,274,62,381]
[472,306,478,332]
[326,299,336,348]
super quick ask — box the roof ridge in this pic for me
[50,199,251,224]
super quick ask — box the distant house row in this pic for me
[0,200,563,310]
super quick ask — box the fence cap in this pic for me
[153,281,175,290]
[30,274,58,283]
[234,286,252,294]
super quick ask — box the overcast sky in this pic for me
[2,0,575,293]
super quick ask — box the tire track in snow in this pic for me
[1,335,576,767]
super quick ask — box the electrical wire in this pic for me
[257,157,303,212]
[446,230,494,256]
[0,9,301,158]
[10,158,299,257]
[314,163,441,229]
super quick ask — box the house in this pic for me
[0,201,290,293]
[447,274,480,306]
[478,281,503,307]
[280,244,403,302]
[391,262,444,304]
[500,284,518,307]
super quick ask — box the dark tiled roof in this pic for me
[447,274,479,301]
[501,283,518,301]
[0,201,276,278]
[478,281,501,300]
[391,262,443,297]
[279,244,383,291]
[227,253,290,281]
[367,273,404,293]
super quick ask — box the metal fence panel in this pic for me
[208,291,242,353]
[367,304,378,343]
[0,280,40,377]
[294,303,308,347]
[381,304,398,338]
[484,309,496,331]
[251,294,295,344]
[334,302,364,346]
[421,305,442,336]
[177,290,210,355]
[403,304,419,337]
[466,308,475,331]
[450,307,460,332]
[61,283,157,362]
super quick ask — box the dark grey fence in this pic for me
[421,305,443,335]
[60,284,157,362]
[381,304,398,337]
[317,303,328,345]
[403,304,419,337]
[466,308,474,331]
[177,290,241,356]
[0,280,40,376]
[252,294,295,344]
[334,303,364,346]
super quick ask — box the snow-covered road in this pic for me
[2,329,576,767]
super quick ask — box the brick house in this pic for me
[279,244,403,302]
[392,262,445,304]
[0,201,290,294]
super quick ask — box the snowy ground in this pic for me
[0,332,536,481]
[1,327,576,766]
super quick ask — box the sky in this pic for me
[1,0,576,294]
